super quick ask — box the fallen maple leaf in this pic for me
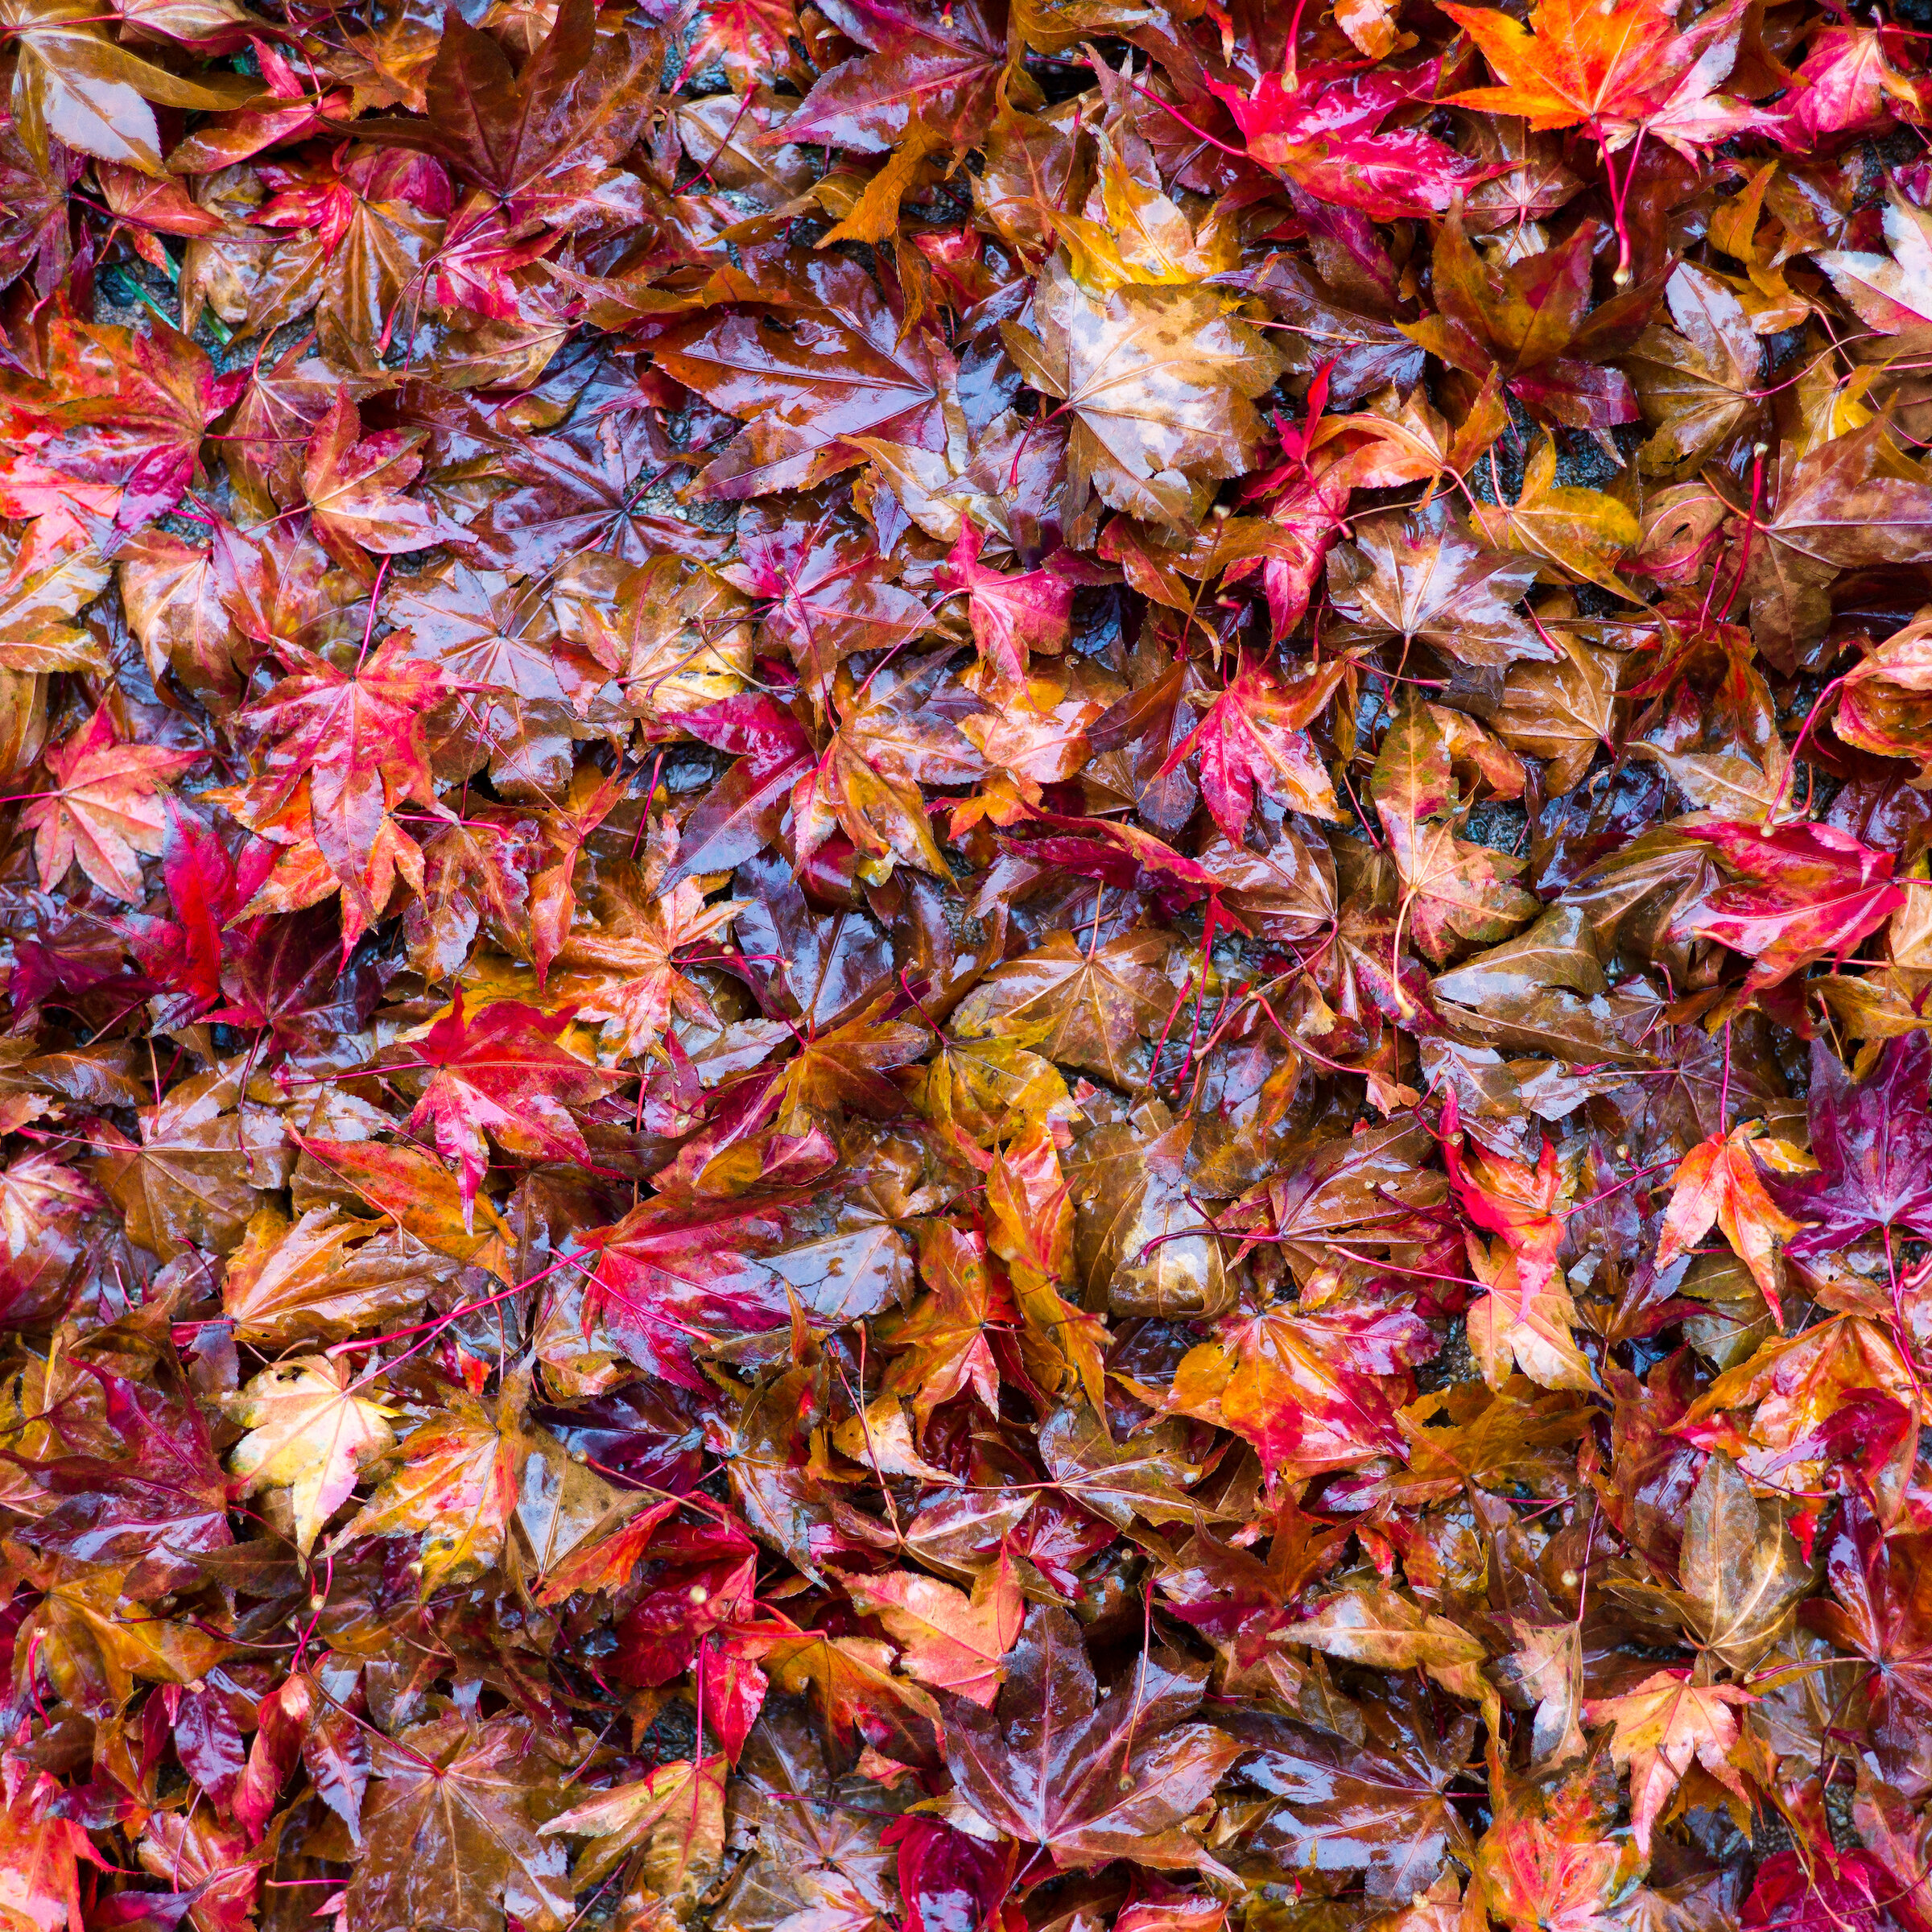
[1655,1123,1804,1322]
[1583,1670,1754,1855]
[1768,1033,1932,1259]
[21,708,202,901]
[840,1554,1023,1705]
[224,1356,397,1558]
[348,1717,574,1932]
[934,519,1073,699]
[302,387,452,566]
[1674,819,1906,992]
[1004,254,1283,540]
[329,1384,525,1593]
[1158,657,1344,841]
[541,1754,727,1894]
[942,1602,1245,1873]
[0,1755,105,1932]
[1443,0,1775,156]
[1207,57,1483,221]
[1472,433,1640,594]
[398,989,620,1225]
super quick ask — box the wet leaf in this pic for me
[224,1356,396,1558]
[2,1,1929,1920]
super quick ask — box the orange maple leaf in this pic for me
[1442,0,1777,156]
[1655,1123,1804,1324]
[1583,1670,1755,1854]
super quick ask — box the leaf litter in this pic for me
[2,0,1932,1930]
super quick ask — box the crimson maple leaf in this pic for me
[572,1193,813,1390]
[0,309,243,535]
[933,520,1074,699]
[1741,1850,1918,1932]
[685,0,799,89]
[1766,1035,1932,1261]
[426,193,557,320]
[1673,819,1905,992]
[1168,1296,1433,1480]
[1809,1499,1932,1732]
[1441,1094,1570,1310]
[1207,57,1485,221]
[1158,657,1345,844]
[229,632,451,943]
[725,501,931,701]
[397,990,622,1226]
[20,708,203,902]
[1771,23,1925,145]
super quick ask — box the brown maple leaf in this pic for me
[941,1603,1245,1873]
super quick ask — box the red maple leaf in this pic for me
[399,989,622,1225]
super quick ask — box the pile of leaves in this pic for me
[11,0,1932,1923]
